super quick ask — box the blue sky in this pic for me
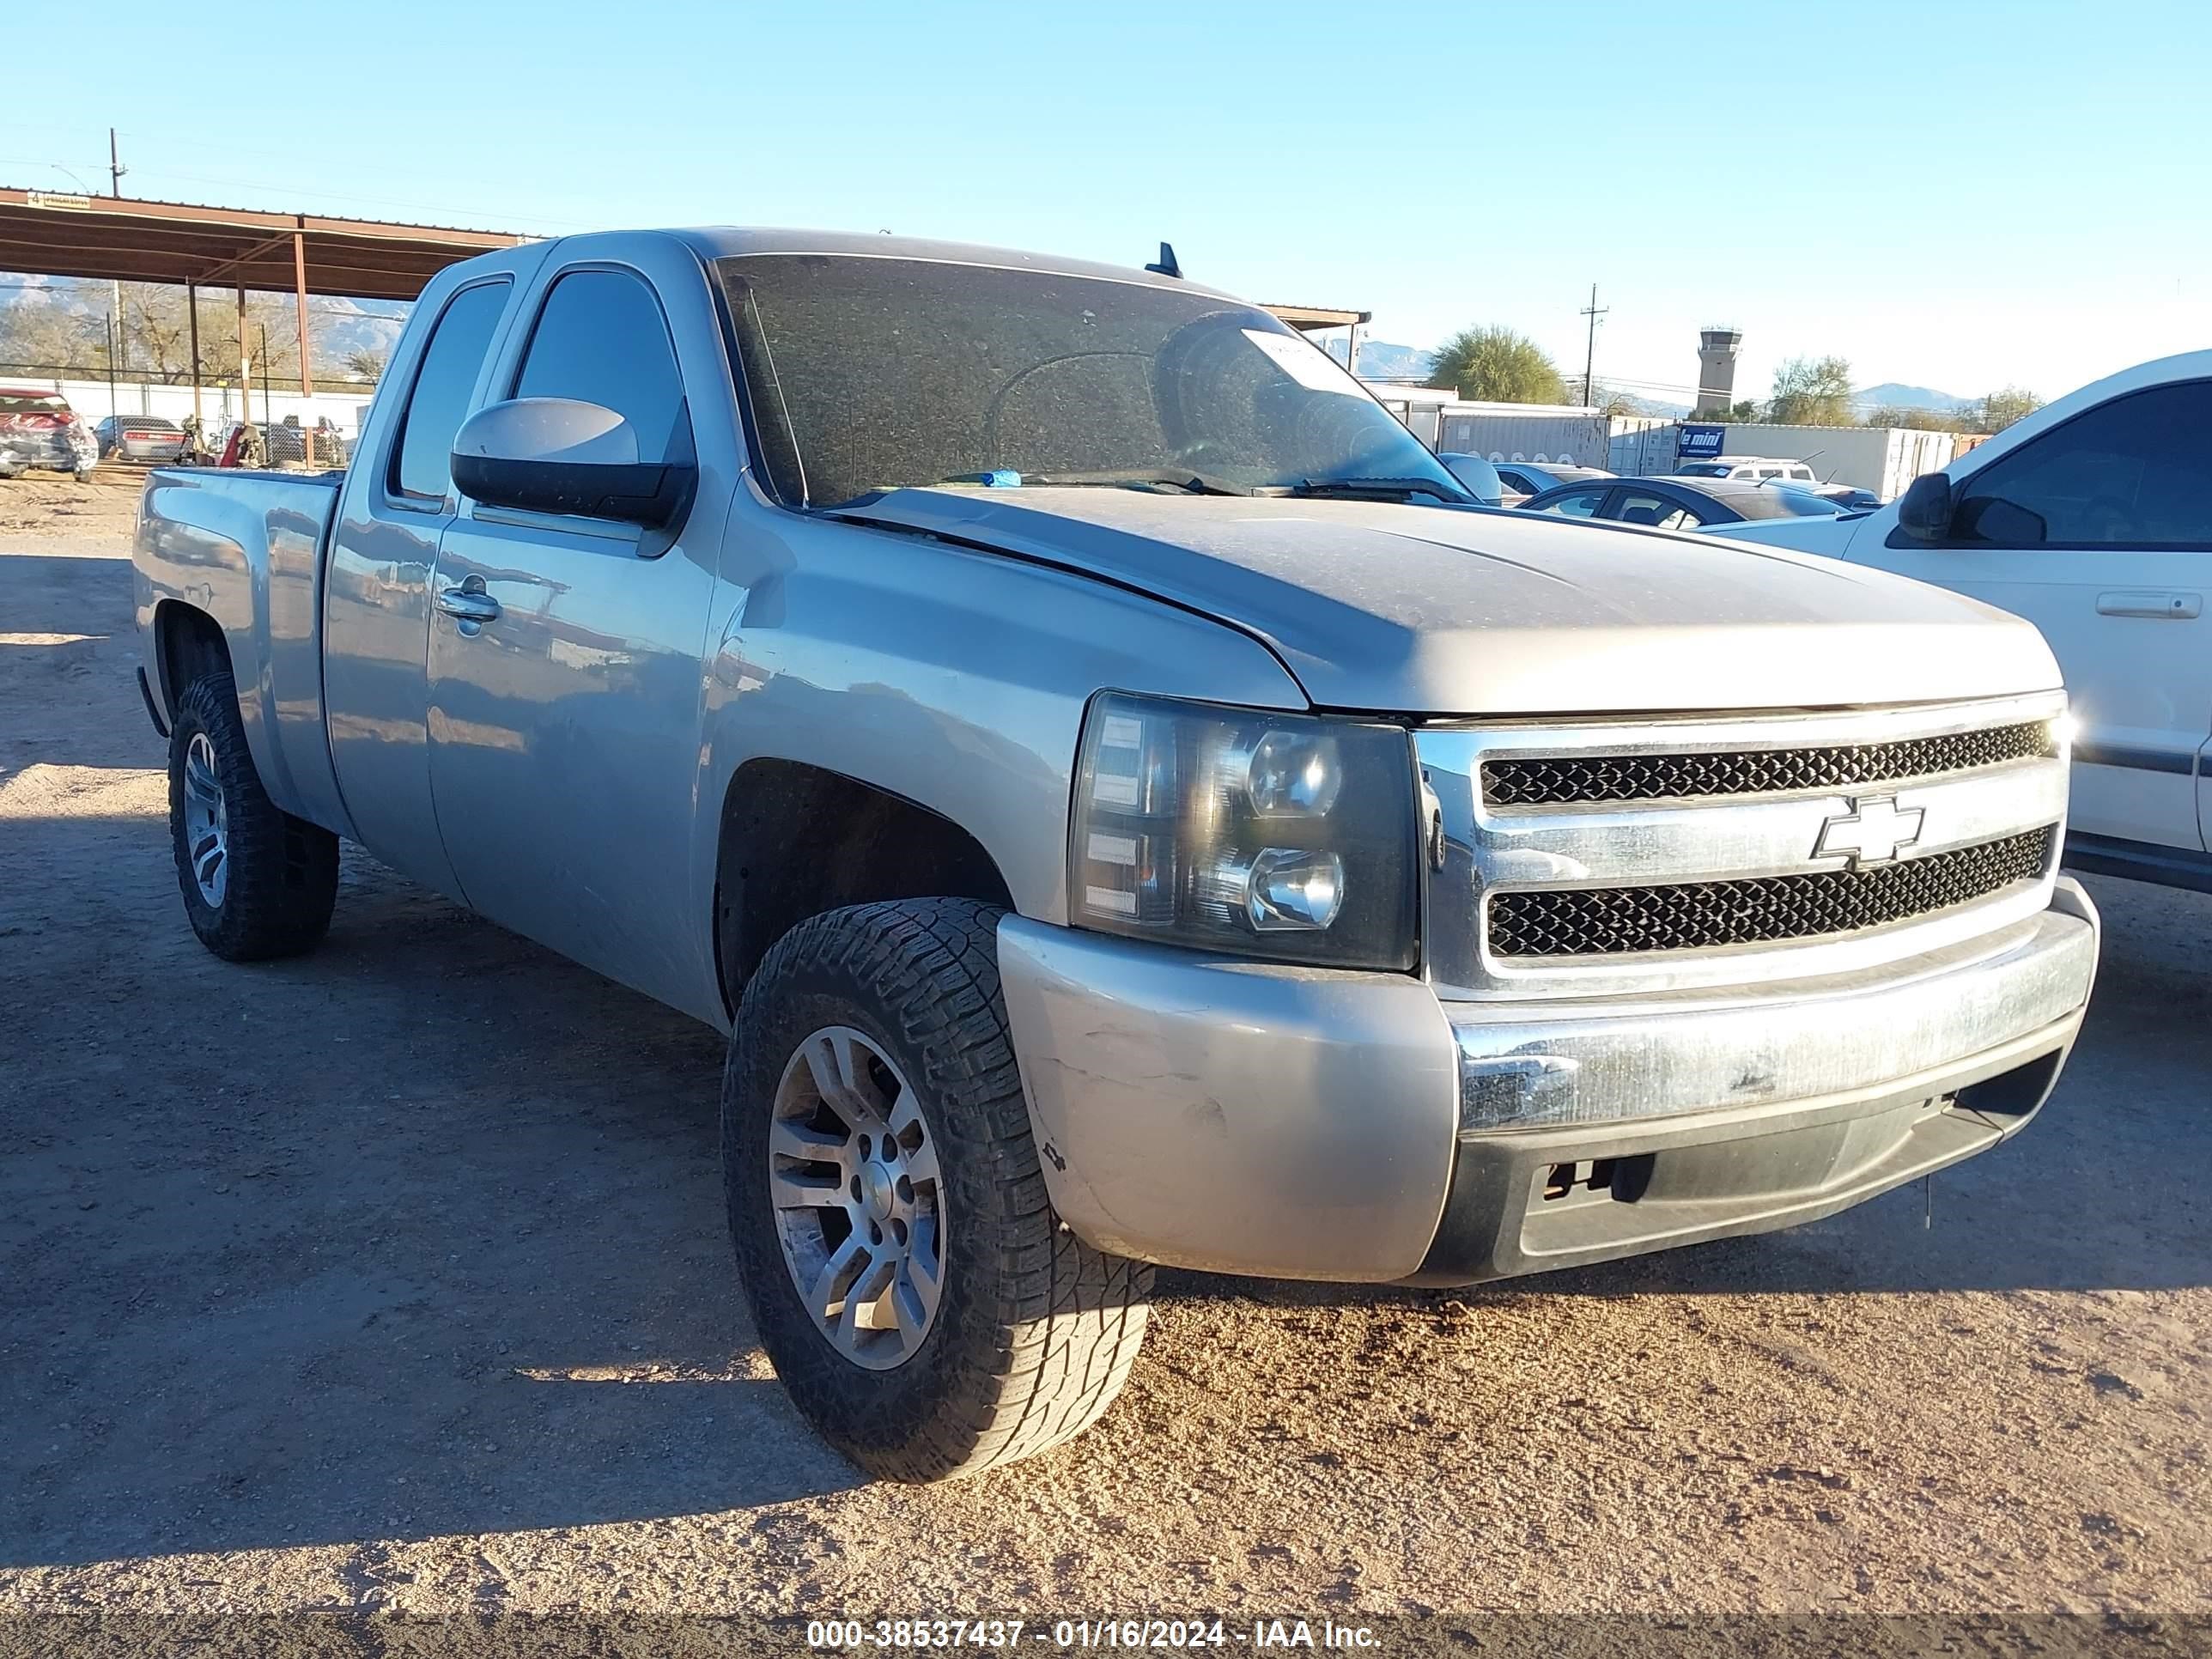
[11,0,2208,405]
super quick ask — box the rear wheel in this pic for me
[724,898,1152,1481]
[167,672,339,961]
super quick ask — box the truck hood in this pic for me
[846,488,2059,716]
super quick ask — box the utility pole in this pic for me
[1579,283,1608,407]
[109,129,127,379]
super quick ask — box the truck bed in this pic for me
[134,466,349,836]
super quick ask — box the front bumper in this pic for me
[995,880,2099,1285]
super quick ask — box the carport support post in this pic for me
[186,282,203,428]
[237,286,250,428]
[292,230,313,398]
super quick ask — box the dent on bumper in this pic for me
[994,917,1460,1282]
[994,881,2100,1285]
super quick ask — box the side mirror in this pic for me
[1894,471,1954,541]
[451,398,695,529]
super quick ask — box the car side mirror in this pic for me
[451,398,695,530]
[1894,471,1954,541]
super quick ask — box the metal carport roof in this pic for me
[0,186,528,301]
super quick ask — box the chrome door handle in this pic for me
[2096,591,2201,619]
[436,587,501,623]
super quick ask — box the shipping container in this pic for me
[1432,403,1672,471]
[1632,422,1959,498]
[1607,423,1682,477]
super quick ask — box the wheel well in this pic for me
[153,601,231,715]
[714,761,1015,1015]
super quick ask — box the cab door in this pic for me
[423,252,731,1013]
[321,274,518,896]
[1851,379,2212,852]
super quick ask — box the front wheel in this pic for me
[724,898,1152,1481]
[167,671,339,960]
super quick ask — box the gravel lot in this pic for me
[2,477,2207,1644]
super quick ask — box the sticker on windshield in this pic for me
[1241,329,1364,397]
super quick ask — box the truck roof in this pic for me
[634,226,1244,303]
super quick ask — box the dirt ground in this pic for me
[2,476,2207,1644]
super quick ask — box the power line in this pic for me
[1578,284,1608,404]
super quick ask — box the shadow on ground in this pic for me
[1,831,864,1569]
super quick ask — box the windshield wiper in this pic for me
[1291,477,1472,503]
[1022,471,1254,496]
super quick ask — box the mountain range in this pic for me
[1851,381,1972,412]
[1329,337,1433,381]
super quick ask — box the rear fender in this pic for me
[135,469,355,836]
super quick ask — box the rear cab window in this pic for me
[388,280,512,506]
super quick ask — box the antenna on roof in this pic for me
[1145,242,1182,279]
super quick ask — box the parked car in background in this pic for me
[131,225,2098,1482]
[1496,461,1614,498]
[1520,474,1847,529]
[94,415,190,464]
[1703,349,2212,893]
[1673,456,1820,484]
[1808,482,1885,513]
[0,386,98,480]
[1437,451,1505,505]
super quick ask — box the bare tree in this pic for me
[1863,404,1960,432]
[0,300,100,373]
[1974,386,2044,433]
[1767,356,1856,426]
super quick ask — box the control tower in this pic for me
[1695,326,1743,416]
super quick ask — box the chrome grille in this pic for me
[1487,827,2056,958]
[1481,720,2054,805]
[1413,692,2071,1001]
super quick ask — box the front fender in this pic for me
[690,507,1308,1012]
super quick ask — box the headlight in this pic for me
[1068,691,1419,969]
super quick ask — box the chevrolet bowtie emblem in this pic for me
[1815,794,1925,867]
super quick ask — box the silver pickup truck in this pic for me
[133,228,2100,1481]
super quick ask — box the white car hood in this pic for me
[847,488,2060,716]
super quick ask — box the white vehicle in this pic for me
[1704,351,2212,892]
[1673,455,1820,484]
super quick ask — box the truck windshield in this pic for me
[715,254,1465,510]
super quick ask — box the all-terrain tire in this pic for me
[724,898,1152,1481]
[167,671,339,961]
